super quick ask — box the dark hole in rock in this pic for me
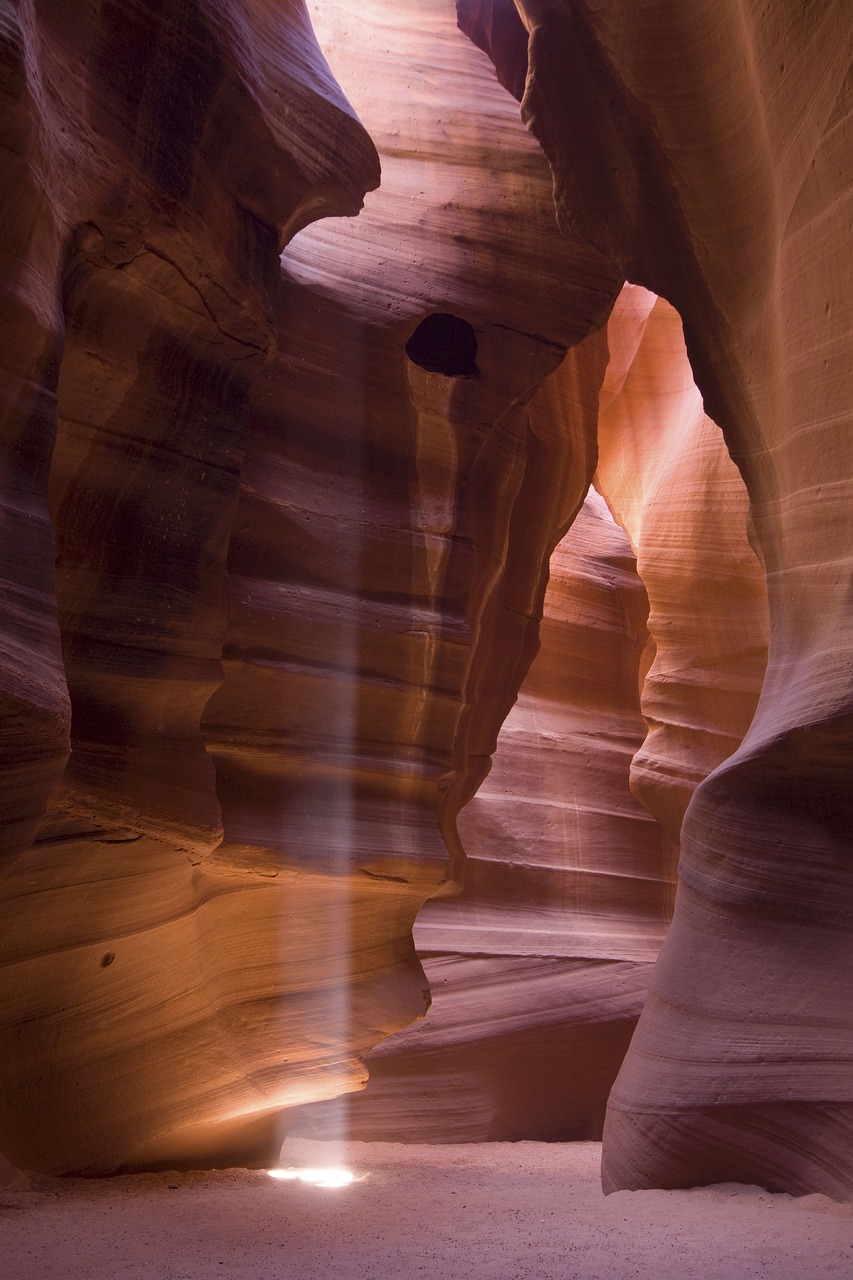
[100,952,115,968]
[406,312,478,376]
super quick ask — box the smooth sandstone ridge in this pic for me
[0,0,850,1200]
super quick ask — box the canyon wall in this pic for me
[208,0,622,1150]
[292,487,675,1143]
[290,281,768,1148]
[1,0,380,1173]
[0,0,625,1173]
[0,0,849,1199]
[595,285,769,843]
[460,0,853,1196]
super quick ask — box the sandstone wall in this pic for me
[291,487,675,1143]
[460,0,853,1196]
[209,0,621,1150]
[289,272,770,1146]
[0,0,849,1198]
[0,0,381,1173]
[0,0,623,1173]
[595,285,769,842]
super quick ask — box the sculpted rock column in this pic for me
[460,0,853,1195]
[595,285,769,843]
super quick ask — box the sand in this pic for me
[3,1140,852,1279]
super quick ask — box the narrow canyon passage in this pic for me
[289,280,767,1148]
[0,0,850,1212]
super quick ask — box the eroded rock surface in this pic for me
[0,0,380,1173]
[0,0,624,1173]
[291,267,772,1146]
[460,0,853,1196]
[595,285,769,843]
[203,0,621,1150]
[0,0,849,1199]
[292,490,675,1142]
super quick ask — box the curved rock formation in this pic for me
[595,285,769,843]
[0,0,380,1173]
[289,271,771,1146]
[0,0,849,1199]
[0,0,623,1174]
[460,0,853,1196]
[292,489,675,1142]
[204,0,621,1151]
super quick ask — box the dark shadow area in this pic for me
[405,313,478,377]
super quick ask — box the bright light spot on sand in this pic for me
[268,1166,357,1189]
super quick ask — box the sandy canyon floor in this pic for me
[4,1140,852,1279]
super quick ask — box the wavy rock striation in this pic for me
[0,0,848,1197]
[0,0,380,1173]
[204,0,622,1150]
[292,489,675,1142]
[460,0,853,1196]
[595,285,769,843]
[0,0,625,1173]
[290,269,770,1146]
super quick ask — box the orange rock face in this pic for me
[290,273,771,1147]
[202,0,620,1150]
[0,0,621,1174]
[0,0,381,1173]
[0,0,850,1199]
[596,285,769,843]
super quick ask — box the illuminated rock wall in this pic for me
[595,285,769,843]
[0,0,381,1173]
[290,274,769,1146]
[0,0,622,1173]
[0,0,849,1198]
[206,0,621,1149]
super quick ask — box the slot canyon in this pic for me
[1,0,851,1234]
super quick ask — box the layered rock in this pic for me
[595,285,769,842]
[0,2,71,863]
[0,0,381,1173]
[293,489,675,1142]
[204,0,622,1149]
[460,0,853,1196]
[290,271,770,1146]
[0,0,848,1199]
[0,0,624,1174]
